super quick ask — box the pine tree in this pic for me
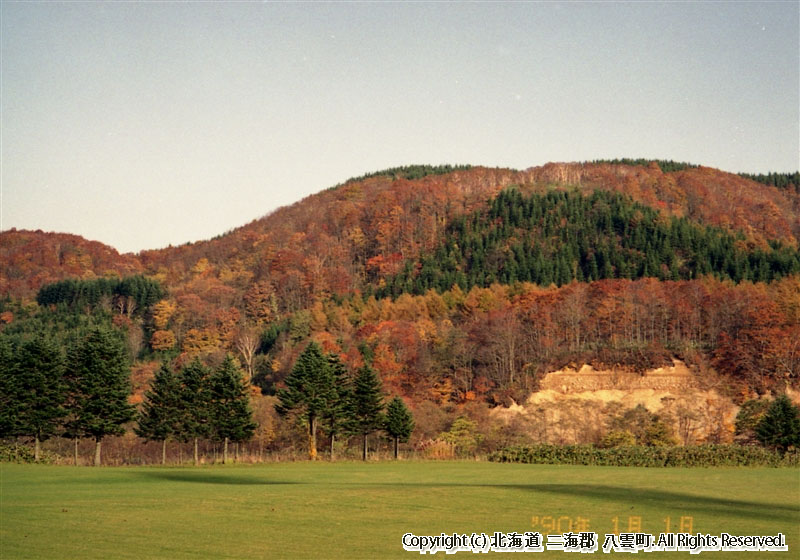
[69,326,135,466]
[755,394,800,454]
[275,341,335,460]
[321,353,352,461]
[135,362,181,464]
[350,364,385,461]
[0,337,17,440]
[176,358,212,466]
[385,396,414,459]
[15,337,66,461]
[209,354,257,464]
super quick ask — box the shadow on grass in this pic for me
[492,484,798,523]
[133,470,300,486]
[128,472,797,523]
[350,482,797,523]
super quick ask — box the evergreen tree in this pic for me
[321,353,352,461]
[350,364,385,461]
[135,362,181,464]
[384,396,414,459]
[0,336,17,440]
[209,354,257,464]
[69,326,135,466]
[755,394,800,454]
[15,337,66,461]
[275,341,335,460]
[176,358,212,465]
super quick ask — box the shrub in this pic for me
[488,444,799,468]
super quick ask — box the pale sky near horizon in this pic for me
[2,1,798,254]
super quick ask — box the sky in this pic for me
[2,1,798,254]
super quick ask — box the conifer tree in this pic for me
[756,394,800,454]
[385,396,414,459]
[275,341,335,460]
[321,353,352,461]
[209,354,257,464]
[69,326,135,466]
[0,337,16,440]
[350,364,385,461]
[15,337,66,461]
[135,362,181,464]
[176,358,212,465]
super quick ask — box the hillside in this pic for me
[0,230,142,300]
[2,161,799,420]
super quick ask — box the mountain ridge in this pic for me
[3,161,798,302]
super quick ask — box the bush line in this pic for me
[488,444,799,468]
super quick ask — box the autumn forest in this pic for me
[2,160,799,463]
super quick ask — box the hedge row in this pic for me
[488,444,799,468]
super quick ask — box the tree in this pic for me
[0,337,17,440]
[385,396,414,459]
[0,336,67,461]
[734,398,771,444]
[135,362,181,464]
[69,326,136,466]
[321,353,352,461]
[755,394,800,454]
[275,341,335,460]
[15,337,66,461]
[176,358,212,465]
[349,364,385,461]
[440,416,482,457]
[209,354,257,463]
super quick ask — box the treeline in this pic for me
[0,327,135,465]
[0,323,258,466]
[275,341,414,461]
[338,164,473,186]
[590,159,698,173]
[738,171,800,191]
[36,275,164,317]
[136,355,256,465]
[377,189,800,297]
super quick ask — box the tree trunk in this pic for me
[193,437,199,466]
[74,438,79,466]
[161,439,167,465]
[223,437,229,464]
[308,416,317,461]
[93,438,102,467]
[362,433,368,461]
[330,433,335,462]
[394,436,399,460]
[34,436,41,462]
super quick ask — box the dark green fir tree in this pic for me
[350,364,385,461]
[69,326,135,466]
[275,341,335,460]
[135,361,181,465]
[385,396,414,459]
[209,354,257,464]
[755,394,800,454]
[176,358,212,466]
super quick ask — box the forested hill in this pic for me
[2,160,800,402]
[2,162,798,303]
[377,188,800,298]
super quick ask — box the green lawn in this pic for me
[1,461,797,559]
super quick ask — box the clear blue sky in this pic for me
[2,1,798,254]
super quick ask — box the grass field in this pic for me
[1,461,798,559]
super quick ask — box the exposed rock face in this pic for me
[492,361,739,445]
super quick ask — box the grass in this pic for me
[1,461,798,559]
